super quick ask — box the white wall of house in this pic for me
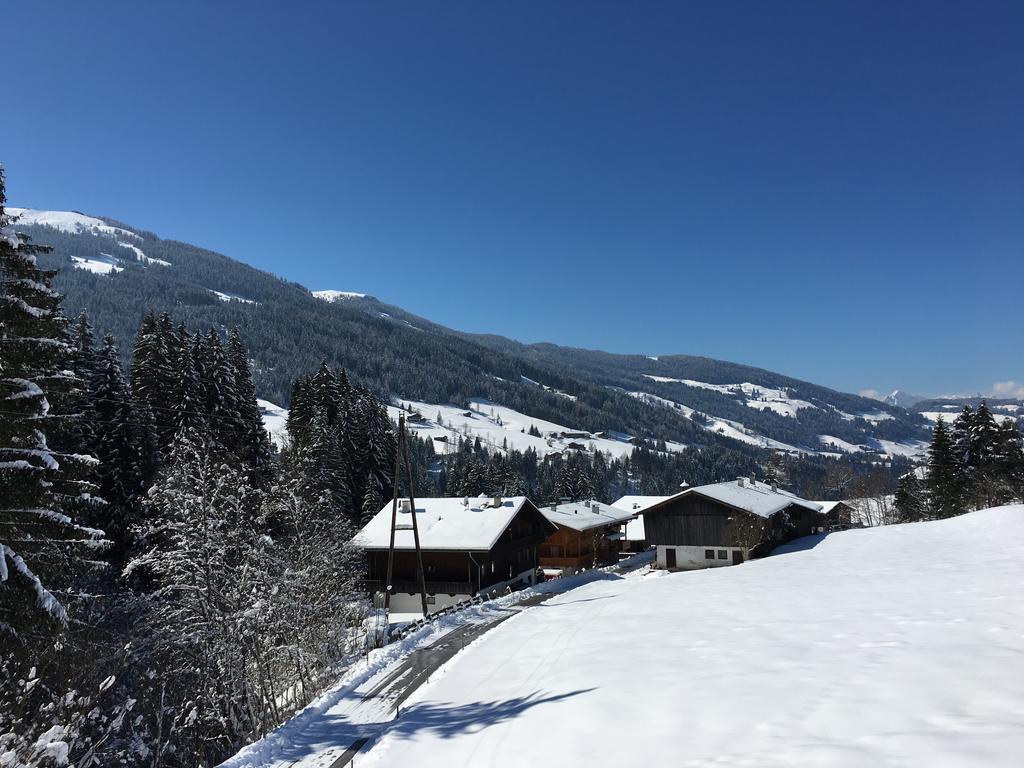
[656,545,749,570]
[384,590,467,615]
[378,566,538,614]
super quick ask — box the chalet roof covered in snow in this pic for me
[682,479,822,518]
[353,496,541,552]
[538,500,635,532]
[815,501,846,515]
[611,492,685,513]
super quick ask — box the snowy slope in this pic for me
[362,506,1024,767]
[312,290,367,302]
[393,398,687,459]
[628,390,806,453]
[7,207,142,240]
[631,384,926,458]
[260,395,686,459]
[8,207,171,273]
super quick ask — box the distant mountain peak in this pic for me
[884,390,924,408]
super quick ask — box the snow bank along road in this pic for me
[359,506,1024,768]
[219,553,655,768]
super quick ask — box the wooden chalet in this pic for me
[537,500,635,576]
[815,500,856,531]
[641,479,822,570]
[353,495,556,614]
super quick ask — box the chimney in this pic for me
[771,484,778,493]
[492,495,503,508]
[399,499,411,513]
[462,496,469,507]
[737,477,745,487]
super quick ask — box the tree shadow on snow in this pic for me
[268,687,596,762]
[385,687,598,740]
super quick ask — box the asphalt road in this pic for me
[322,592,557,767]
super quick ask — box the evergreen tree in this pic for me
[89,335,145,562]
[894,470,928,522]
[129,310,176,446]
[226,327,273,478]
[0,168,106,634]
[926,417,960,518]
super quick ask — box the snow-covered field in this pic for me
[258,399,289,449]
[361,507,1024,767]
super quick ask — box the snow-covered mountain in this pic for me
[882,389,925,408]
[12,207,933,461]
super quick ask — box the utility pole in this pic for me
[383,414,430,619]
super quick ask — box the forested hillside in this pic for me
[10,208,931,464]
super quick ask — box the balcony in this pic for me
[364,579,474,596]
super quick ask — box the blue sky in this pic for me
[2,1,1021,398]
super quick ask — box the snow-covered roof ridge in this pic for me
[684,479,822,518]
[538,499,635,532]
[353,495,543,551]
[611,491,686,513]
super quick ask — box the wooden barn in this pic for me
[354,495,556,614]
[611,494,685,552]
[641,479,822,570]
[537,500,636,576]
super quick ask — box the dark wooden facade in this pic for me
[643,492,817,555]
[539,523,622,571]
[821,501,855,530]
[363,500,554,597]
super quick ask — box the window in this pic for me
[717,550,727,560]
[705,549,715,560]
[490,562,495,574]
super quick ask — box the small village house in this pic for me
[537,499,636,577]
[641,479,822,570]
[354,495,556,614]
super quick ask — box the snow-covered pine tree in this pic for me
[172,332,206,437]
[198,328,237,452]
[894,470,928,522]
[125,426,269,764]
[226,327,273,478]
[129,310,177,446]
[89,335,145,562]
[285,375,312,450]
[361,470,384,524]
[926,416,960,518]
[0,169,106,634]
[992,417,1024,504]
[0,167,109,764]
